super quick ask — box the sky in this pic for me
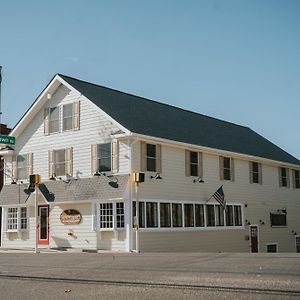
[0,0,299,160]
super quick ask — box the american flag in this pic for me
[211,186,226,209]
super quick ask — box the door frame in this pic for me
[38,205,49,245]
[249,225,259,253]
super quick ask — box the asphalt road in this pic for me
[0,251,299,299]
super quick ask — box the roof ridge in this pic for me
[58,73,249,130]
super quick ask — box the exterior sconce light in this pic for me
[150,173,162,180]
[50,173,56,180]
[193,177,204,183]
[94,170,106,177]
[259,220,265,225]
[245,219,251,225]
[108,177,119,188]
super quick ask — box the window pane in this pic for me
[224,169,231,180]
[97,143,111,172]
[195,204,204,227]
[63,104,73,117]
[99,203,113,229]
[234,206,242,226]
[132,202,145,228]
[7,207,18,231]
[160,203,171,227]
[49,107,59,133]
[116,202,125,228]
[206,205,215,226]
[17,155,27,180]
[146,202,158,228]
[295,170,300,188]
[146,144,156,158]
[226,205,234,226]
[252,162,259,172]
[223,157,231,169]
[146,158,156,172]
[190,164,198,177]
[54,149,66,176]
[270,213,286,226]
[172,203,182,227]
[190,151,198,164]
[215,205,224,226]
[63,118,73,131]
[184,204,194,227]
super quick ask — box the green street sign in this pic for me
[0,135,15,145]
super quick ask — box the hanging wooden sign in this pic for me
[60,209,82,225]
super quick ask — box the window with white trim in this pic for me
[270,213,287,227]
[6,207,28,232]
[133,201,243,230]
[97,202,125,231]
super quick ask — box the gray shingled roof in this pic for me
[59,74,300,166]
[0,176,129,205]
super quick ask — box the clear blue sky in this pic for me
[1,0,299,160]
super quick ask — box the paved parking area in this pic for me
[0,251,299,299]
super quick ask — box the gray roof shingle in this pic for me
[0,176,129,205]
[59,74,300,166]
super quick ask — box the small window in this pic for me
[250,162,262,184]
[172,203,183,227]
[293,170,300,189]
[146,202,158,228]
[17,155,27,180]
[234,205,242,226]
[49,107,60,134]
[279,167,289,187]
[54,149,66,176]
[62,103,74,131]
[215,205,224,226]
[20,207,28,230]
[267,244,278,253]
[97,143,111,172]
[270,213,287,227]
[146,144,157,172]
[220,156,234,181]
[190,151,198,176]
[132,201,145,228]
[160,203,171,227]
[184,204,194,227]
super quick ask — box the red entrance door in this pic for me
[250,226,258,253]
[38,205,49,245]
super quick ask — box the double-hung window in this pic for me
[91,142,119,174]
[62,103,74,131]
[12,154,33,182]
[279,167,289,188]
[185,150,203,178]
[6,207,28,232]
[293,170,300,189]
[220,156,234,181]
[141,142,162,173]
[49,148,73,177]
[49,107,60,134]
[250,162,262,184]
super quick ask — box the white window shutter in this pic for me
[112,141,119,173]
[219,157,224,180]
[73,101,80,130]
[156,144,162,173]
[230,158,235,182]
[91,144,98,175]
[249,162,253,184]
[44,108,50,135]
[140,142,147,171]
[48,150,54,178]
[185,150,190,177]
[198,152,203,178]
[12,156,17,181]
[27,153,33,176]
[66,147,73,177]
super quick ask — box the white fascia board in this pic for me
[126,132,300,169]
[57,75,131,136]
[11,74,63,138]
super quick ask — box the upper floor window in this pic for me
[44,101,80,135]
[49,147,73,178]
[249,161,262,184]
[91,142,119,174]
[12,153,33,181]
[293,170,300,189]
[185,150,203,177]
[141,142,162,173]
[220,156,234,181]
[279,167,289,188]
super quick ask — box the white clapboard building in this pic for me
[0,74,299,253]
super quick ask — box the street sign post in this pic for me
[0,135,15,146]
